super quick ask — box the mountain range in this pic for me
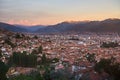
[0,18,120,34]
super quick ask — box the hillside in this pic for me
[0,18,120,33]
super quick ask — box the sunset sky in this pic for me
[0,0,120,25]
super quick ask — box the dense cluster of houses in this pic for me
[0,30,120,80]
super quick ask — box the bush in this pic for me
[94,57,120,80]
[0,61,9,80]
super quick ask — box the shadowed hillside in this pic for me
[0,18,120,33]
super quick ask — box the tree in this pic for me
[94,57,120,80]
[38,45,43,53]
[51,58,59,63]
[85,53,96,63]
[0,61,9,80]
[12,52,37,67]
[4,39,16,48]
[43,68,51,80]
[0,50,2,58]
[31,49,38,54]
[41,53,47,65]
[21,34,25,37]
[33,35,38,39]
[94,58,111,73]
[15,33,22,39]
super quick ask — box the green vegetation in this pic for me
[85,53,96,63]
[41,53,47,65]
[9,72,43,80]
[12,52,37,67]
[38,53,52,80]
[5,39,16,48]
[15,33,23,39]
[31,45,43,54]
[33,35,38,39]
[38,45,43,53]
[0,61,9,80]
[94,57,120,80]
[37,53,70,80]
[0,50,2,57]
[0,49,9,80]
[31,49,38,54]
[101,42,119,48]
[50,69,73,80]
[0,44,72,80]
[51,58,59,63]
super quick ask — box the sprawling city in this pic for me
[0,0,120,80]
[0,28,120,80]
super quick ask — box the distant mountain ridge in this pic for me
[14,24,46,32]
[0,22,27,32]
[0,18,120,33]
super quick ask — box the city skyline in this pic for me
[0,0,120,25]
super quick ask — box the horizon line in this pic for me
[1,18,120,26]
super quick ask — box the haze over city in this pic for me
[0,0,120,80]
[0,0,120,25]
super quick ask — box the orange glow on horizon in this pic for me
[7,16,120,26]
[0,0,120,25]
